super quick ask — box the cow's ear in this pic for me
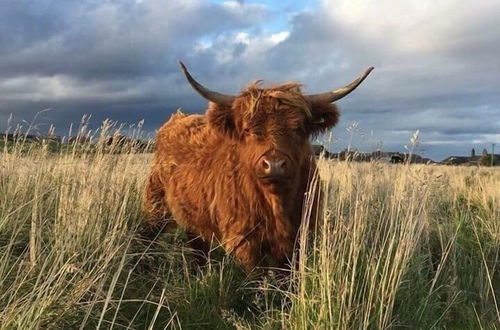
[206,102,237,138]
[307,102,340,136]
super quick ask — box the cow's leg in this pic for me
[141,171,176,240]
[186,231,210,266]
[231,238,264,273]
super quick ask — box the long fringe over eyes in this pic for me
[239,81,312,119]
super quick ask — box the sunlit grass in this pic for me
[0,127,498,329]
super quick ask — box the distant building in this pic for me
[441,151,500,166]
[441,156,475,165]
[311,145,434,164]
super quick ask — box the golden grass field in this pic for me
[0,134,498,329]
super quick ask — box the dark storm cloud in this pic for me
[0,0,271,131]
[0,0,269,80]
[0,0,498,160]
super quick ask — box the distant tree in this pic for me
[482,148,488,156]
[471,148,475,157]
[479,152,491,166]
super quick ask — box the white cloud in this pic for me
[269,31,290,44]
[320,0,500,54]
[193,30,290,65]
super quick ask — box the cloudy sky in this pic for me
[1,0,499,160]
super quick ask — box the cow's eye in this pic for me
[294,127,305,136]
[243,127,255,137]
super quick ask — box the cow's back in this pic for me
[156,112,207,161]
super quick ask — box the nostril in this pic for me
[259,157,287,177]
[262,159,270,170]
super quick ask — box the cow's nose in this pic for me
[261,157,286,176]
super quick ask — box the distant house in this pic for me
[439,155,500,166]
[441,156,474,165]
[311,145,434,164]
[361,150,434,164]
[440,145,500,166]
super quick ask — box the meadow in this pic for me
[0,131,498,329]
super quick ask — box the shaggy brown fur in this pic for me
[144,82,339,272]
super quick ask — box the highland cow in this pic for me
[143,62,373,271]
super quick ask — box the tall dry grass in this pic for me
[279,160,499,329]
[0,128,498,329]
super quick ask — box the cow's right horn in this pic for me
[179,61,236,106]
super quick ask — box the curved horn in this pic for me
[306,67,374,104]
[179,61,236,105]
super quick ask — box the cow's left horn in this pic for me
[306,67,374,104]
[179,61,236,106]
